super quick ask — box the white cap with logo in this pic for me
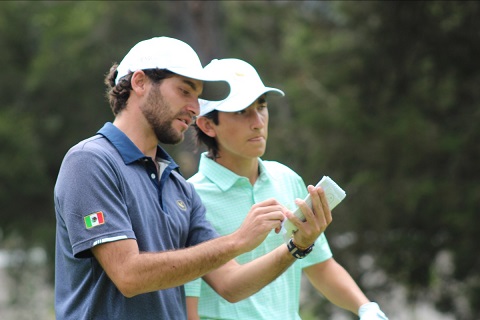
[115,37,230,101]
[198,58,284,116]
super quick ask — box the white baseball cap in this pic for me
[115,37,230,101]
[198,58,284,116]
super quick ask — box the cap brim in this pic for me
[200,81,231,101]
[167,67,231,101]
[199,87,284,116]
[217,87,285,113]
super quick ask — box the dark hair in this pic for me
[104,64,175,115]
[194,110,221,160]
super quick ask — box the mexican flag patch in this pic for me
[84,211,105,229]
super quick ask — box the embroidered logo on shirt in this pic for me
[84,211,105,229]
[176,200,187,211]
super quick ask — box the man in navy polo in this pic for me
[54,37,332,320]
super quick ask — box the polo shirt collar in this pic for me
[198,152,272,191]
[97,122,179,169]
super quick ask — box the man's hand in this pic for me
[231,198,288,253]
[286,185,332,249]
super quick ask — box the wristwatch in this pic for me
[287,238,315,259]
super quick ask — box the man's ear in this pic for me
[196,116,217,138]
[130,70,149,95]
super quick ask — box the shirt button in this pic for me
[151,173,156,179]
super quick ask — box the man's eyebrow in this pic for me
[182,79,198,91]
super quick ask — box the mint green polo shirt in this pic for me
[185,153,332,320]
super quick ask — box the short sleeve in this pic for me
[55,146,135,258]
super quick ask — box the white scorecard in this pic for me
[282,176,346,241]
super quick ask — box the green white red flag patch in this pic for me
[84,211,105,229]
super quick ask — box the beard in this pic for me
[141,84,187,145]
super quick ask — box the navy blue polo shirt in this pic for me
[54,122,218,320]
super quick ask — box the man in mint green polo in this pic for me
[185,58,388,319]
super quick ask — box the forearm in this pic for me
[93,236,244,297]
[204,244,295,302]
[127,245,240,295]
[304,258,369,314]
[93,199,287,297]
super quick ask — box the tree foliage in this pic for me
[0,1,479,318]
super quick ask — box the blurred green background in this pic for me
[0,1,479,319]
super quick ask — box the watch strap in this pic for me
[287,238,314,259]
